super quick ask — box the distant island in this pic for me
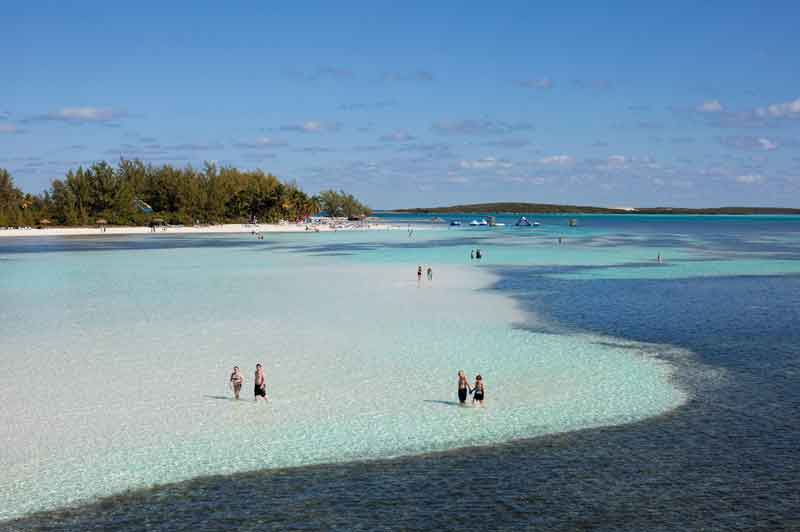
[388,202,800,215]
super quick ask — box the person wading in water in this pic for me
[254,363,268,402]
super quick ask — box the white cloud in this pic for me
[432,119,533,136]
[281,121,341,133]
[539,155,574,165]
[735,174,765,184]
[235,137,289,149]
[755,97,800,118]
[515,78,553,90]
[446,175,469,184]
[607,155,627,166]
[255,137,288,147]
[459,156,513,170]
[697,100,724,113]
[45,107,125,122]
[757,138,778,151]
[379,130,415,142]
[381,70,434,82]
[719,136,779,151]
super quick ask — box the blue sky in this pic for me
[2,1,800,208]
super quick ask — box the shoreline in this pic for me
[0,222,397,239]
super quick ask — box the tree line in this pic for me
[0,161,371,227]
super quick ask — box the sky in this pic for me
[2,1,800,208]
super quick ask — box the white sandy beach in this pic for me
[0,221,395,238]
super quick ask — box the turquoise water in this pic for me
[2,217,798,520]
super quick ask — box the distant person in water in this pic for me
[471,374,485,406]
[657,253,662,263]
[558,236,563,245]
[457,370,470,404]
[475,249,482,260]
[427,267,433,281]
[230,366,244,399]
[470,249,474,260]
[254,363,267,402]
[417,265,423,281]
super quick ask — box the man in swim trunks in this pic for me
[254,363,268,402]
[457,370,470,404]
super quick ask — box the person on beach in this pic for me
[417,265,423,281]
[457,370,470,404]
[254,363,268,402]
[471,374,485,406]
[470,249,474,260]
[230,366,244,400]
[427,267,433,281]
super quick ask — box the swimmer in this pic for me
[417,265,423,281]
[457,370,470,404]
[471,374,485,406]
[427,267,433,281]
[230,366,244,400]
[470,249,474,260]
[254,363,268,402]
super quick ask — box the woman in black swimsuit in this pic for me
[230,366,244,400]
[457,370,470,404]
[472,374,485,406]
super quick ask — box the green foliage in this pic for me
[0,168,24,227]
[318,189,372,218]
[0,160,370,227]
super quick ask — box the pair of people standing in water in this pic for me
[229,364,268,402]
[457,370,485,406]
[417,265,433,281]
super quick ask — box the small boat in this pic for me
[469,220,480,226]
[515,216,532,227]
[450,220,462,226]
[569,218,578,227]
[494,222,506,227]
[478,219,489,226]
[431,217,446,223]
[532,221,540,227]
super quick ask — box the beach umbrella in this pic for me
[96,218,108,225]
[39,219,52,225]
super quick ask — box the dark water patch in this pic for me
[6,403,798,532]
[0,235,267,255]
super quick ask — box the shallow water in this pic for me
[2,216,799,529]
[0,231,685,520]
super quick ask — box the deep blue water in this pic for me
[3,219,800,531]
